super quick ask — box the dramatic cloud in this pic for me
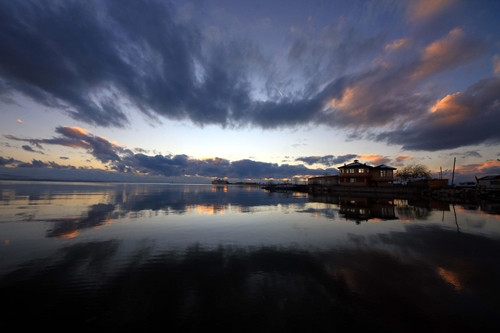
[494,55,500,75]
[16,159,76,170]
[356,154,392,166]
[407,0,456,22]
[376,77,500,151]
[119,155,338,179]
[295,154,357,167]
[5,126,128,164]
[4,127,337,180]
[455,151,482,159]
[411,27,483,80]
[455,160,500,180]
[22,145,43,154]
[0,156,14,166]
[395,155,414,163]
[0,0,495,153]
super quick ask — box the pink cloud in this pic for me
[407,0,456,22]
[412,27,476,79]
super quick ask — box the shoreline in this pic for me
[263,183,500,203]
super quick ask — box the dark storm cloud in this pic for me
[15,159,76,170]
[122,153,190,176]
[296,154,357,166]
[0,156,15,166]
[455,151,482,159]
[5,126,128,164]
[4,126,337,179]
[0,1,496,151]
[225,159,328,179]
[123,154,336,179]
[375,77,500,151]
[0,0,250,128]
[18,159,48,168]
[22,145,43,154]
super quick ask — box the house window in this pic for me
[380,170,392,177]
[359,168,364,173]
[348,169,354,173]
[349,178,355,183]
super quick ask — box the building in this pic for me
[476,175,500,191]
[211,178,229,185]
[338,160,396,187]
[339,197,397,222]
[307,175,339,186]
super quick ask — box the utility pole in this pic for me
[451,157,456,186]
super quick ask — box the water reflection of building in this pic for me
[480,201,500,215]
[307,194,339,205]
[188,204,227,214]
[212,185,228,192]
[338,197,397,223]
[308,194,397,223]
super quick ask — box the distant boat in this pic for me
[211,178,229,185]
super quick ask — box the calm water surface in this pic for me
[1,181,500,331]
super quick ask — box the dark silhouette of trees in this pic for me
[396,164,432,184]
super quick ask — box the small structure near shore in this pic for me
[211,178,229,185]
[476,175,500,191]
[308,175,339,186]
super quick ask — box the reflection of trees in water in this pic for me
[392,198,452,221]
[309,194,398,222]
[338,197,398,223]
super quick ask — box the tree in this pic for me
[396,164,432,184]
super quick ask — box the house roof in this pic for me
[338,159,373,169]
[373,164,397,170]
[309,175,339,179]
[477,175,500,181]
[338,160,396,170]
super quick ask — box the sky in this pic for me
[1,0,499,183]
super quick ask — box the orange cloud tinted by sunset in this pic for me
[407,0,455,21]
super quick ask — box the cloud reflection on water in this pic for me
[2,226,500,331]
[1,182,500,330]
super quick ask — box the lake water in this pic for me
[1,181,500,331]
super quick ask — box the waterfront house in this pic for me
[338,160,396,187]
[339,197,397,222]
[372,164,398,187]
[476,175,500,191]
